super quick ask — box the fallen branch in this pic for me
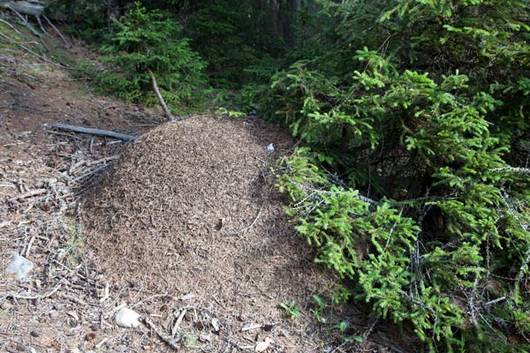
[9,188,47,202]
[0,17,21,34]
[148,69,175,122]
[0,31,62,67]
[142,316,181,350]
[490,167,530,175]
[49,123,136,142]
[1,282,62,301]
[43,15,69,46]
[1,1,45,17]
[7,7,41,36]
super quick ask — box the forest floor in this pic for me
[0,18,412,353]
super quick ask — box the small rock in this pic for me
[115,345,128,352]
[0,301,12,310]
[211,318,220,333]
[5,253,34,282]
[266,143,275,152]
[66,311,79,321]
[52,303,65,311]
[255,337,273,352]
[30,330,40,337]
[180,293,195,300]
[49,310,59,320]
[199,334,211,343]
[85,331,97,341]
[115,307,141,328]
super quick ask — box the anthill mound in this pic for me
[83,116,339,351]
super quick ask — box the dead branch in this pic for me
[43,15,69,46]
[1,282,62,301]
[491,167,530,175]
[1,1,44,17]
[49,123,136,142]
[0,17,21,34]
[9,188,47,202]
[142,316,181,350]
[148,69,175,122]
[0,31,61,66]
[7,7,41,36]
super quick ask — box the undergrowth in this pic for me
[271,1,530,352]
[42,0,530,351]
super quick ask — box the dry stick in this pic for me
[0,31,60,67]
[49,123,136,142]
[9,188,47,202]
[148,69,175,122]
[1,283,62,301]
[172,309,187,336]
[227,205,263,236]
[0,18,21,34]
[43,15,69,46]
[9,8,40,37]
[36,15,46,34]
[142,316,180,350]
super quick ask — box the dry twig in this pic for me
[148,69,175,122]
[142,316,181,350]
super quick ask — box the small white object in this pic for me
[242,322,262,332]
[266,143,275,152]
[6,252,34,282]
[199,334,211,342]
[180,292,195,301]
[211,318,221,332]
[255,337,273,352]
[114,307,141,328]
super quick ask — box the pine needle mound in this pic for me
[83,116,336,348]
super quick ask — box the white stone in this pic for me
[6,252,33,282]
[211,318,220,332]
[114,307,141,328]
[255,337,273,352]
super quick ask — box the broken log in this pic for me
[49,123,136,142]
[1,1,44,17]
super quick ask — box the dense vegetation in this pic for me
[48,1,529,351]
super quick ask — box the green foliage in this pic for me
[45,0,530,351]
[271,1,530,351]
[76,2,206,110]
[185,0,286,87]
[100,2,206,108]
[279,301,301,319]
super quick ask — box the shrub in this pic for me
[271,1,530,351]
[96,2,206,109]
